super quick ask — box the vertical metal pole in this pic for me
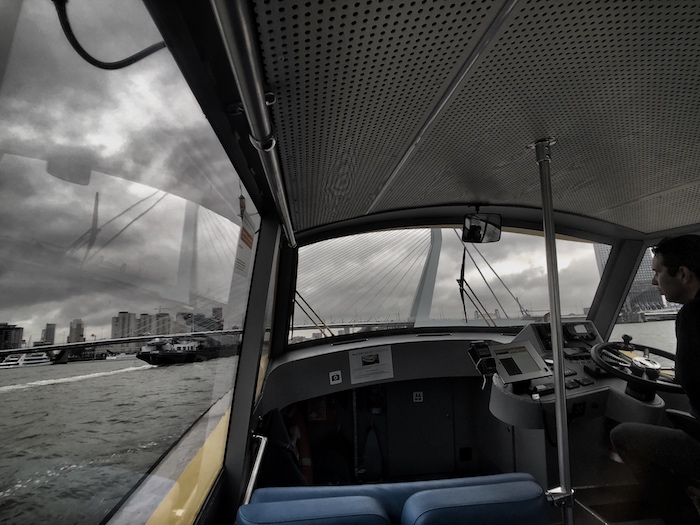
[223,213,281,516]
[531,138,574,524]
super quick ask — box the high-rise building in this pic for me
[41,323,56,344]
[174,310,224,333]
[0,323,23,350]
[68,319,85,343]
[594,244,663,311]
[211,307,224,330]
[155,312,172,335]
[193,313,207,331]
[137,314,155,336]
[111,312,136,338]
[175,312,190,334]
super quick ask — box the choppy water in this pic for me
[0,321,677,525]
[0,356,237,525]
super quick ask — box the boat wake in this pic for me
[0,365,153,394]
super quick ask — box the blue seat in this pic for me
[249,473,541,524]
[401,480,550,525]
[237,495,390,525]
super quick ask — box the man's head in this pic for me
[651,234,700,304]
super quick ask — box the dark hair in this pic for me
[652,235,700,277]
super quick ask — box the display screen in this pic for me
[573,324,588,335]
[489,341,552,384]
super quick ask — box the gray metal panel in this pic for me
[257,337,486,414]
[252,1,506,230]
[248,0,700,236]
[380,0,700,234]
[386,379,455,477]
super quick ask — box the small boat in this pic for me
[136,338,201,365]
[105,353,138,361]
[0,352,52,369]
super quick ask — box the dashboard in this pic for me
[257,322,669,430]
[488,321,667,429]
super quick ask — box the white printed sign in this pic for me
[349,346,394,384]
[234,212,255,277]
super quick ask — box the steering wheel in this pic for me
[590,335,682,400]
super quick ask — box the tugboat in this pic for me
[136,338,201,366]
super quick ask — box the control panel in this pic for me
[523,320,603,359]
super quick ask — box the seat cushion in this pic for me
[237,495,390,525]
[401,480,550,525]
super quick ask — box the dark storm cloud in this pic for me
[0,0,248,341]
[1,0,241,222]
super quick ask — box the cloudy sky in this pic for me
[295,229,602,327]
[0,0,603,345]
[0,0,248,343]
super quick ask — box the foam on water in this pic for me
[0,365,153,394]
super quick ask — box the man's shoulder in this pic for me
[680,296,700,319]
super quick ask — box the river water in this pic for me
[0,356,237,525]
[0,321,678,525]
[610,319,676,354]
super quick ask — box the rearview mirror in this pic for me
[46,148,94,186]
[462,214,501,243]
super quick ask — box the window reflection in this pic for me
[0,1,256,523]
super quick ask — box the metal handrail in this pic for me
[210,0,297,248]
[243,434,268,505]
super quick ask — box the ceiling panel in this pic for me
[252,0,700,235]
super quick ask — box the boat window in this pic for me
[290,228,604,342]
[610,247,678,353]
[0,1,256,523]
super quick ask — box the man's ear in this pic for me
[678,266,697,283]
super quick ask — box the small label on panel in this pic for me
[413,391,424,403]
[234,212,255,277]
[349,346,394,384]
[329,370,342,385]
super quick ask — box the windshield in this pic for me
[291,228,605,342]
[0,1,255,523]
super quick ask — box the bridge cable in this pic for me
[295,292,335,337]
[454,229,510,318]
[458,246,495,326]
[471,243,530,317]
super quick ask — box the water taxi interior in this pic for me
[4,1,700,524]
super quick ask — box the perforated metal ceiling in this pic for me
[253,0,700,236]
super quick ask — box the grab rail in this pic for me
[243,434,269,505]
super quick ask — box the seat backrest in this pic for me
[401,480,550,525]
[250,473,537,524]
[237,495,390,525]
[666,409,700,442]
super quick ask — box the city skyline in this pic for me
[2,306,226,349]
